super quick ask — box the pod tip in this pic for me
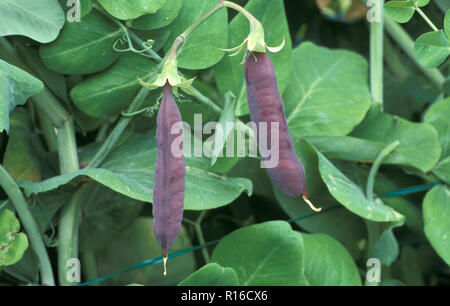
[163,256,168,276]
[302,196,322,212]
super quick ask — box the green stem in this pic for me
[370,0,384,108]
[58,185,85,286]
[366,141,400,201]
[195,211,210,263]
[383,34,410,79]
[0,165,55,286]
[95,123,109,142]
[384,16,445,88]
[86,85,156,168]
[32,88,70,128]
[180,1,226,39]
[56,120,79,174]
[189,86,222,115]
[415,7,439,32]
[56,119,80,286]
[222,1,258,23]
[82,251,99,286]
[36,107,58,152]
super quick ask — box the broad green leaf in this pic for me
[28,186,73,234]
[273,138,367,245]
[423,185,450,265]
[284,42,371,136]
[18,132,252,210]
[366,221,399,266]
[164,0,228,70]
[0,59,44,133]
[40,11,122,75]
[16,43,68,103]
[299,233,361,286]
[78,182,143,252]
[96,217,196,285]
[317,151,404,223]
[307,136,386,162]
[3,109,43,182]
[71,53,158,117]
[337,161,423,235]
[433,156,450,183]
[0,0,65,43]
[178,263,240,286]
[424,97,450,159]
[212,221,303,285]
[349,108,441,172]
[127,0,182,30]
[214,0,291,116]
[384,0,415,23]
[414,30,450,68]
[0,209,29,267]
[97,0,165,20]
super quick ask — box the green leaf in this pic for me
[0,59,44,133]
[366,221,399,266]
[0,0,65,43]
[39,11,122,75]
[284,42,371,136]
[445,10,450,40]
[178,263,240,286]
[17,132,252,210]
[212,221,303,285]
[414,30,450,68]
[79,182,143,252]
[0,209,29,267]
[423,185,450,265]
[433,156,450,183]
[71,53,158,117]
[127,0,182,30]
[96,217,196,285]
[300,233,361,286]
[164,0,228,70]
[384,1,416,23]
[97,0,166,20]
[3,109,44,182]
[2,248,39,283]
[16,43,68,103]
[349,108,441,172]
[317,151,404,223]
[424,97,450,159]
[273,138,367,245]
[214,0,291,116]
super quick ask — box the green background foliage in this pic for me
[0,0,448,287]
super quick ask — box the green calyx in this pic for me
[138,56,195,95]
[221,18,285,56]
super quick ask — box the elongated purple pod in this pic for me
[153,82,185,273]
[244,52,309,200]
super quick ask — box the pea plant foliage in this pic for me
[0,0,448,287]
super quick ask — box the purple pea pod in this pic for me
[153,82,185,275]
[244,52,320,212]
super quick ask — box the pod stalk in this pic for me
[302,196,322,212]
